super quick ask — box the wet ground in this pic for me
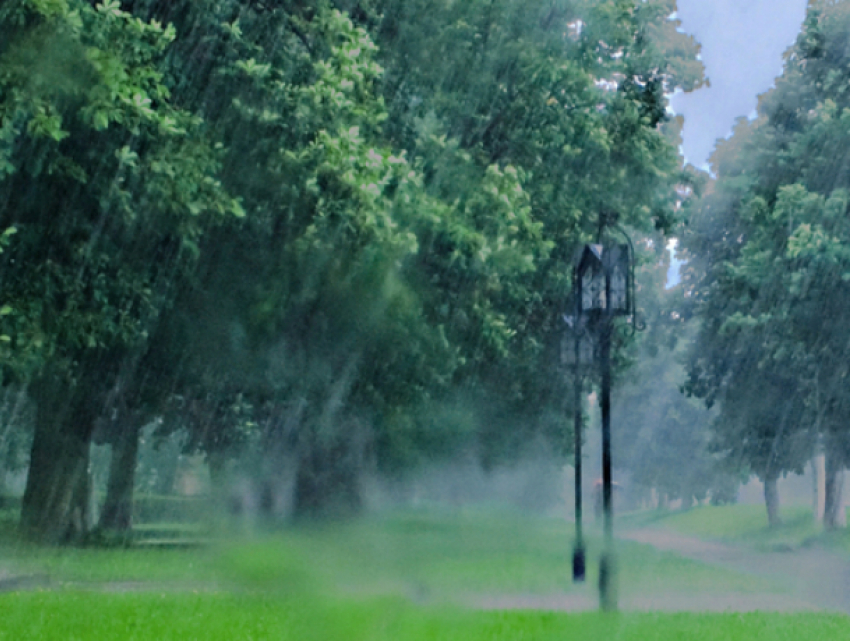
[472,526,850,613]
[619,527,850,613]
[2,522,848,613]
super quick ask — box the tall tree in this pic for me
[682,0,850,528]
[0,0,241,542]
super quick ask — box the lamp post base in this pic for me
[598,551,618,611]
[572,545,586,582]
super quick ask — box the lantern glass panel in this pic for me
[610,264,627,312]
[582,266,605,311]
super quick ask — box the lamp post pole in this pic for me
[598,316,616,610]
[572,300,585,582]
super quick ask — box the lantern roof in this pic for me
[576,243,630,271]
[576,244,604,273]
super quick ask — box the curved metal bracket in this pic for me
[605,222,644,337]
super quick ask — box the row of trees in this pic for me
[0,0,702,542]
[682,0,850,528]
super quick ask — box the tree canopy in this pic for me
[682,0,850,527]
[0,0,703,540]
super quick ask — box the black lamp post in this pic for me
[561,314,593,583]
[574,241,634,611]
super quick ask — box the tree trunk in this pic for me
[764,474,782,528]
[293,434,362,519]
[823,451,844,530]
[20,429,92,545]
[98,422,141,533]
[20,376,96,545]
[69,452,93,538]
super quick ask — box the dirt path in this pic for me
[0,568,50,593]
[620,527,850,613]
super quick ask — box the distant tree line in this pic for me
[0,0,701,543]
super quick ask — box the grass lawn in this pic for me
[1,507,778,597]
[2,507,846,639]
[0,592,848,641]
[235,508,782,598]
[619,504,850,552]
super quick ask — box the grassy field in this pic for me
[1,592,848,641]
[1,507,847,639]
[1,507,778,597]
[619,504,850,552]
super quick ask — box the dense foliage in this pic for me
[682,0,850,527]
[0,0,701,540]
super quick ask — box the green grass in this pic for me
[1,507,846,639]
[620,504,850,552]
[244,508,778,598]
[1,507,777,598]
[0,592,847,641]
[0,546,220,584]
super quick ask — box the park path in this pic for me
[619,526,850,614]
[0,567,50,592]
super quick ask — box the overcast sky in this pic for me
[669,0,809,169]
[665,0,809,286]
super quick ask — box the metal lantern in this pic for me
[576,244,631,316]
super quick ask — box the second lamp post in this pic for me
[574,241,632,611]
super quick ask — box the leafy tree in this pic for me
[682,0,850,527]
[368,0,704,466]
[0,0,705,533]
[127,0,705,517]
[0,0,241,542]
[138,0,703,518]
